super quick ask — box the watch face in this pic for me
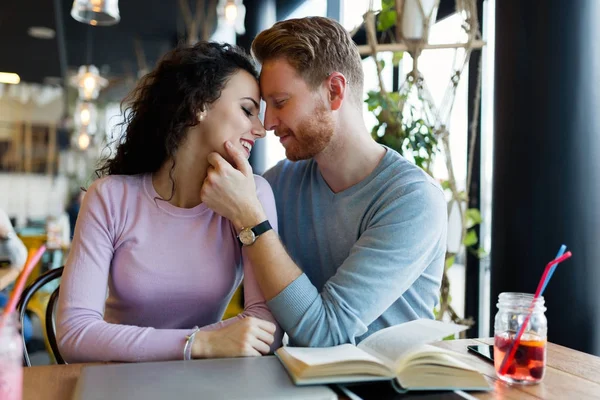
[238,228,256,245]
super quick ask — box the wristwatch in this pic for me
[238,220,272,246]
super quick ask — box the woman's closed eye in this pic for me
[242,106,254,117]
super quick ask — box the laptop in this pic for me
[72,355,336,400]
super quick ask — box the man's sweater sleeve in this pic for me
[267,181,447,347]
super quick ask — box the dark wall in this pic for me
[491,0,600,355]
[237,0,277,174]
[237,0,276,52]
[275,0,308,20]
[464,0,484,338]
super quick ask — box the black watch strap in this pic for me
[251,220,272,236]
[238,220,273,246]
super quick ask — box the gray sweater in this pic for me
[264,147,447,346]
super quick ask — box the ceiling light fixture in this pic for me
[224,0,238,23]
[219,0,245,34]
[0,73,21,85]
[76,129,91,150]
[27,26,56,39]
[74,100,98,134]
[69,65,108,100]
[71,0,120,26]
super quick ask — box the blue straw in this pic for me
[540,244,567,295]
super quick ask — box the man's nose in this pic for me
[263,106,279,131]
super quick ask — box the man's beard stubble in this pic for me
[283,104,335,162]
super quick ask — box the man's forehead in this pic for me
[259,60,304,96]
[260,59,300,81]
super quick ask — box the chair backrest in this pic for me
[17,266,64,366]
[46,285,63,364]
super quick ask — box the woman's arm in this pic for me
[194,177,283,352]
[56,179,199,363]
[238,177,283,351]
[57,178,277,363]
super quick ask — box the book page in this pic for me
[357,319,468,365]
[282,344,385,367]
[396,345,478,372]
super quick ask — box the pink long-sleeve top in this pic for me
[56,173,282,363]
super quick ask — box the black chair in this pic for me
[16,266,65,366]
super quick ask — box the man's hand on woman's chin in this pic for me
[201,141,267,230]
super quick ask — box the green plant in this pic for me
[366,74,438,174]
[362,0,484,328]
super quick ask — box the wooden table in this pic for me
[23,338,600,400]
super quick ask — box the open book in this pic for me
[276,319,491,393]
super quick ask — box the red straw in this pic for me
[3,245,47,317]
[499,251,572,374]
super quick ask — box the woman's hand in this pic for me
[191,317,276,358]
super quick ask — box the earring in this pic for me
[197,106,207,122]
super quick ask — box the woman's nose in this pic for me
[252,120,267,138]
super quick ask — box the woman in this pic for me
[56,42,282,363]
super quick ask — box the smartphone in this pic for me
[336,381,470,400]
[467,344,494,364]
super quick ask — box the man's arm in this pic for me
[202,142,447,346]
[202,142,302,300]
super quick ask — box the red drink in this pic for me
[0,360,22,400]
[494,331,546,384]
[0,313,23,400]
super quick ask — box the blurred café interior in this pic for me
[0,0,598,367]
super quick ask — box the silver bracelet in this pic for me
[183,326,200,361]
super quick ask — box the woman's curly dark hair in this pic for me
[96,41,258,178]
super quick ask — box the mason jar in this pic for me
[493,292,547,385]
[0,312,23,400]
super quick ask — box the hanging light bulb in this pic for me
[70,65,108,101]
[83,75,96,93]
[219,0,245,34]
[224,0,238,23]
[71,0,120,26]
[74,100,98,134]
[71,126,93,151]
[77,130,91,150]
[81,108,91,125]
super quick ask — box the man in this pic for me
[201,16,447,347]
